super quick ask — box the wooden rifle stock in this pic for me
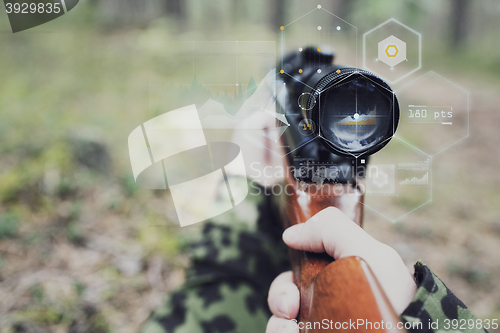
[281,170,407,333]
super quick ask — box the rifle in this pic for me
[277,47,406,332]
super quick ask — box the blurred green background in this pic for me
[1,0,500,332]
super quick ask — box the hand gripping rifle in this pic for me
[277,47,405,332]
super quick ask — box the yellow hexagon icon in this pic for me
[385,45,398,58]
[377,35,407,68]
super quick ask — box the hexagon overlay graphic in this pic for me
[378,35,406,67]
[396,71,469,156]
[364,137,432,223]
[363,18,421,84]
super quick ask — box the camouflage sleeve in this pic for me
[401,261,488,333]
[140,187,290,333]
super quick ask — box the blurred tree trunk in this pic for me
[232,0,246,25]
[333,0,355,19]
[269,0,286,29]
[450,0,471,48]
[164,0,185,23]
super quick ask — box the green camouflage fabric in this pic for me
[402,261,489,333]
[141,185,487,333]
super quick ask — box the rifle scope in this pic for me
[278,47,400,183]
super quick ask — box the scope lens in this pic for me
[309,71,398,156]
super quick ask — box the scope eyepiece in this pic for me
[280,47,399,159]
[304,68,399,157]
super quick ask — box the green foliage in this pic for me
[22,308,65,325]
[138,214,182,257]
[447,260,490,287]
[66,220,85,245]
[0,141,73,204]
[0,161,41,203]
[0,212,19,239]
[29,283,45,302]
[121,174,139,197]
[139,225,181,257]
[41,142,74,173]
[73,280,86,297]
[0,255,5,270]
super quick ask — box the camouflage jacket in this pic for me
[141,188,488,333]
